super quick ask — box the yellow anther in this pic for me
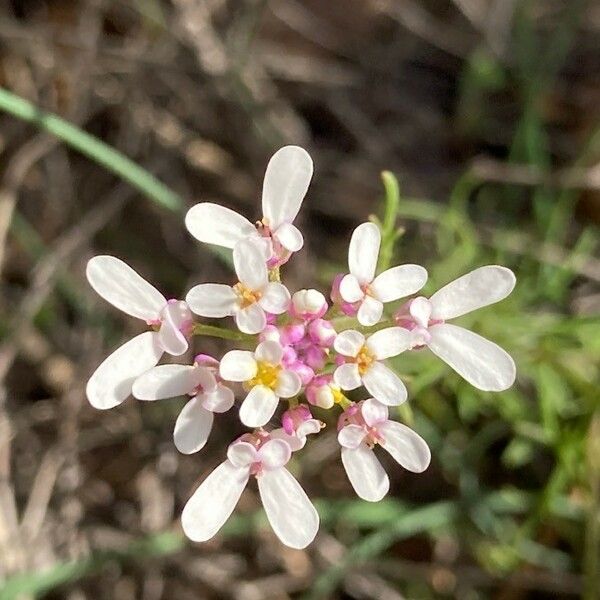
[247,361,281,390]
[355,345,375,375]
[233,282,261,308]
[332,387,352,409]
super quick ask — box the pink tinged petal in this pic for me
[181,461,249,542]
[196,367,218,393]
[255,340,284,364]
[227,441,258,467]
[348,222,380,285]
[200,384,235,413]
[361,398,389,427]
[86,332,162,410]
[339,273,364,303]
[341,446,389,502]
[371,264,428,302]
[333,329,365,357]
[275,370,302,398]
[270,428,305,451]
[86,256,166,321]
[185,284,237,318]
[338,424,367,449]
[174,398,214,454]
[234,239,268,291]
[184,202,256,248]
[366,327,412,359]
[235,303,267,334]
[297,419,322,438]
[379,421,431,473]
[239,385,279,427]
[356,295,383,326]
[262,145,313,229]
[274,222,304,252]
[219,350,257,381]
[257,439,292,470]
[257,467,319,549]
[362,362,407,406]
[334,363,361,391]
[409,297,432,328]
[427,323,516,391]
[132,364,203,400]
[259,282,291,314]
[429,265,516,320]
[158,303,189,356]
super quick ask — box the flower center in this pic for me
[233,282,261,308]
[355,345,375,375]
[247,361,281,390]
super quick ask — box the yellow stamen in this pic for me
[247,361,281,390]
[355,345,375,375]
[332,387,352,409]
[233,282,261,308]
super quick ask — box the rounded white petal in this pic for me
[339,273,364,303]
[227,441,258,467]
[185,284,237,318]
[379,421,431,473]
[274,222,304,252]
[429,265,516,320]
[262,145,313,229]
[362,361,407,406]
[235,303,267,334]
[200,384,235,413]
[174,398,214,454]
[258,439,292,470]
[409,297,433,328]
[292,289,326,314]
[270,428,305,451]
[274,370,302,398]
[333,363,361,391]
[361,398,388,427]
[297,419,322,438]
[158,302,189,356]
[86,332,162,410]
[371,264,428,302]
[427,323,516,391]
[356,295,383,326]
[338,424,367,449]
[341,446,389,502]
[259,283,291,314]
[255,340,284,364]
[185,202,256,248]
[86,256,166,321]
[333,329,365,357]
[257,467,319,549]
[219,350,257,382]
[132,364,202,400]
[181,461,249,542]
[239,385,279,427]
[366,327,412,359]
[348,222,380,285]
[233,239,268,291]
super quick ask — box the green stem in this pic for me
[377,171,402,272]
[0,87,183,212]
[192,323,256,342]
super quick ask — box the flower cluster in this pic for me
[86,146,517,549]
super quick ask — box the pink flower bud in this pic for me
[280,323,306,345]
[308,319,336,347]
[290,289,328,320]
[282,404,313,436]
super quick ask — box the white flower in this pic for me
[85,256,192,410]
[132,356,234,454]
[338,399,430,501]
[185,239,290,334]
[396,265,516,391]
[339,222,428,326]
[185,146,313,264]
[182,436,319,549]
[333,327,411,406]
[219,340,302,427]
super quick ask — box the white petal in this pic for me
[227,441,258,467]
[348,222,380,285]
[341,446,389,502]
[333,363,361,390]
[255,340,284,364]
[259,283,291,314]
[274,370,301,398]
[361,398,388,427]
[174,398,214,454]
[200,384,235,413]
[181,461,249,542]
[366,327,411,359]
[185,202,256,248]
[258,439,292,470]
[158,302,189,356]
[261,145,313,229]
[86,256,166,320]
[239,385,279,427]
[132,364,202,400]
[270,428,305,451]
[356,295,383,326]
[86,332,162,410]
[219,350,257,381]
[409,297,432,328]
[297,419,322,438]
[338,424,367,449]
[371,264,428,302]
[362,361,407,406]
[235,303,267,334]
[427,323,516,391]
[257,467,319,549]
[429,265,516,320]
[274,222,304,252]
[379,421,431,473]
[234,239,268,291]
[333,329,365,357]
[185,284,237,317]
[339,273,364,303]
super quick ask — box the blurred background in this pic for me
[0,0,599,598]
